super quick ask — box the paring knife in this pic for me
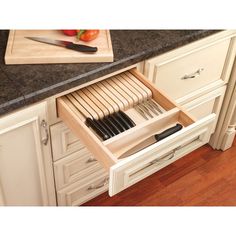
[25,37,98,53]
[118,124,183,158]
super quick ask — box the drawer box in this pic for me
[57,68,215,196]
[50,122,85,161]
[57,171,108,206]
[145,39,230,100]
[54,148,103,190]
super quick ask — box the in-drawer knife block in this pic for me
[57,68,215,196]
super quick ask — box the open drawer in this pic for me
[57,68,215,196]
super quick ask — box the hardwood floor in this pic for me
[83,138,236,206]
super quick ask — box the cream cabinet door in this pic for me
[0,102,56,206]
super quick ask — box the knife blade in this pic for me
[118,124,183,158]
[25,36,98,53]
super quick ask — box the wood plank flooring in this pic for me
[83,138,236,206]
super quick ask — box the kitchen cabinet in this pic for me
[0,102,56,206]
[46,31,236,204]
[210,58,236,150]
[50,121,108,205]
[1,30,236,206]
[143,31,236,148]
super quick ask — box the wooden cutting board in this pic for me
[5,30,114,64]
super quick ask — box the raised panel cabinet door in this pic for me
[0,102,56,206]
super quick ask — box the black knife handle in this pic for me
[109,115,126,132]
[66,43,98,53]
[102,117,121,135]
[155,124,183,142]
[113,112,131,130]
[118,111,136,127]
[97,119,116,137]
[86,118,110,141]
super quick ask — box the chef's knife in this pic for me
[25,37,98,53]
[86,118,110,141]
[102,117,121,135]
[113,112,131,130]
[118,111,136,127]
[118,124,183,158]
[109,115,126,132]
[96,119,116,137]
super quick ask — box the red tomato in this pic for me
[62,30,77,36]
[78,30,100,42]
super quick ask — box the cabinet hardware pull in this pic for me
[86,157,97,163]
[41,120,49,145]
[150,145,182,165]
[87,177,109,190]
[181,68,204,80]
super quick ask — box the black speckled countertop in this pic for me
[0,30,220,116]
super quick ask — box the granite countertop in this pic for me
[0,30,220,116]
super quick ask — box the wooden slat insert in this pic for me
[130,68,196,122]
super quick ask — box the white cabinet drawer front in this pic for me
[182,86,226,133]
[145,39,230,100]
[57,171,108,206]
[57,68,216,196]
[50,122,85,161]
[54,148,104,190]
[109,114,215,196]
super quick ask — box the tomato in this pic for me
[62,30,77,36]
[78,30,99,42]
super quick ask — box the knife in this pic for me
[102,116,121,135]
[113,112,132,130]
[86,118,110,141]
[118,124,183,158]
[96,119,116,137]
[118,111,136,127]
[25,36,98,53]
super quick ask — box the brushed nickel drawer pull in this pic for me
[41,120,49,145]
[150,153,174,165]
[181,68,204,80]
[87,177,109,190]
[86,157,97,163]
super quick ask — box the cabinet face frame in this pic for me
[210,37,236,149]
[50,122,86,162]
[0,102,56,206]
